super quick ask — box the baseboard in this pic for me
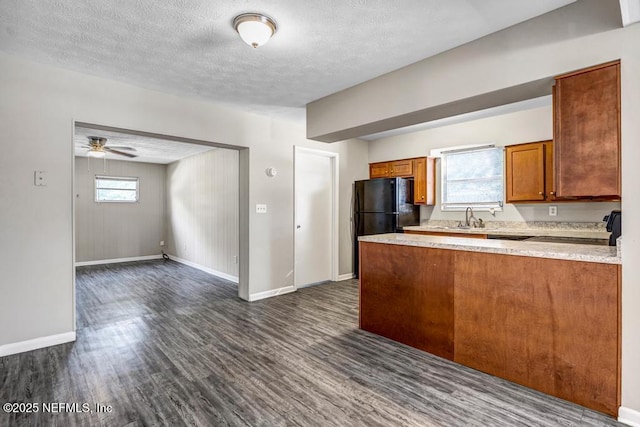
[249,285,296,302]
[298,280,330,289]
[338,273,354,281]
[0,332,76,357]
[168,255,239,283]
[619,406,640,426]
[75,254,162,266]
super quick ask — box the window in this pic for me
[441,146,503,211]
[95,175,139,202]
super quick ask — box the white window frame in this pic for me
[440,145,504,212]
[95,175,139,203]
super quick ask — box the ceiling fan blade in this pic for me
[107,146,137,151]
[105,147,138,158]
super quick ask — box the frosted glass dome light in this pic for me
[233,13,277,48]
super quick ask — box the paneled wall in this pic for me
[74,157,166,262]
[166,148,239,280]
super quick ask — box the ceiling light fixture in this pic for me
[233,13,277,48]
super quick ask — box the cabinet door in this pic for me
[454,252,620,416]
[369,162,390,178]
[360,242,454,360]
[505,142,546,202]
[413,157,435,205]
[554,61,620,198]
[389,159,413,177]
[544,141,557,201]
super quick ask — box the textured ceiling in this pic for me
[74,126,216,164]
[0,0,575,122]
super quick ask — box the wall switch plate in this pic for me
[34,170,47,186]
[549,205,558,216]
[256,204,267,214]
[160,241,165,246]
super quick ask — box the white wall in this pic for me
[0,53,369,351]
[166,148,239,280]
[74,157,165,262]
[369,105,621,224]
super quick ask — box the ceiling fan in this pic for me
[84,136,138,158]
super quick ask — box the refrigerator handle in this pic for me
[350,186,354,245]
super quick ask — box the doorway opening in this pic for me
[72,122,250,328]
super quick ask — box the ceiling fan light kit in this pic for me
[87,150,106,158]
[85,136,138,159]
[233,13,277,48]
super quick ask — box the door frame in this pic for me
[71,121,249,318]
[293,146,339,288]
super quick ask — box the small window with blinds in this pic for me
[95,175,139,203]
[441,146,504,211]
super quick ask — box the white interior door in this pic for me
[294,148,334,287]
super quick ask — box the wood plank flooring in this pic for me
[0,260,624,426]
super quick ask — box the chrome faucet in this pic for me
[465,207,479,228]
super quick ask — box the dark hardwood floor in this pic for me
[1,260,623,426]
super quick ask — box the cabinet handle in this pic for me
[550,191,555,195]
[390,169,394,173]
[421,196,425,200]
[539,192,544,195]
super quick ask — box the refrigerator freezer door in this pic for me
[355,178,396,213]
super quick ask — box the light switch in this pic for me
[256,204,267,214]
[34,171,47,187]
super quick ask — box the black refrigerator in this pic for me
[353,177,420,277]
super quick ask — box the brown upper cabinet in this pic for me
[553,60,621,199]
[369,159,414,178]
[505,141,555,203]
[389,159,413,177]
[369,162,390,178]
[413,157,435,205]
[369,157,435,205]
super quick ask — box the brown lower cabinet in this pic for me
[359,242,620,416]
[359,242,454,360]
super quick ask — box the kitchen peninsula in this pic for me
[358,233,621,416]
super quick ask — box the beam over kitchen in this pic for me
[306,0,622,142]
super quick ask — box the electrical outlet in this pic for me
[256,204,267,214]
[234,255,238,264]
[549,205,558,216]
[160,241,165,246]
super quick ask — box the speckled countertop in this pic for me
[359,233,621,264]
[403,220,610,240]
